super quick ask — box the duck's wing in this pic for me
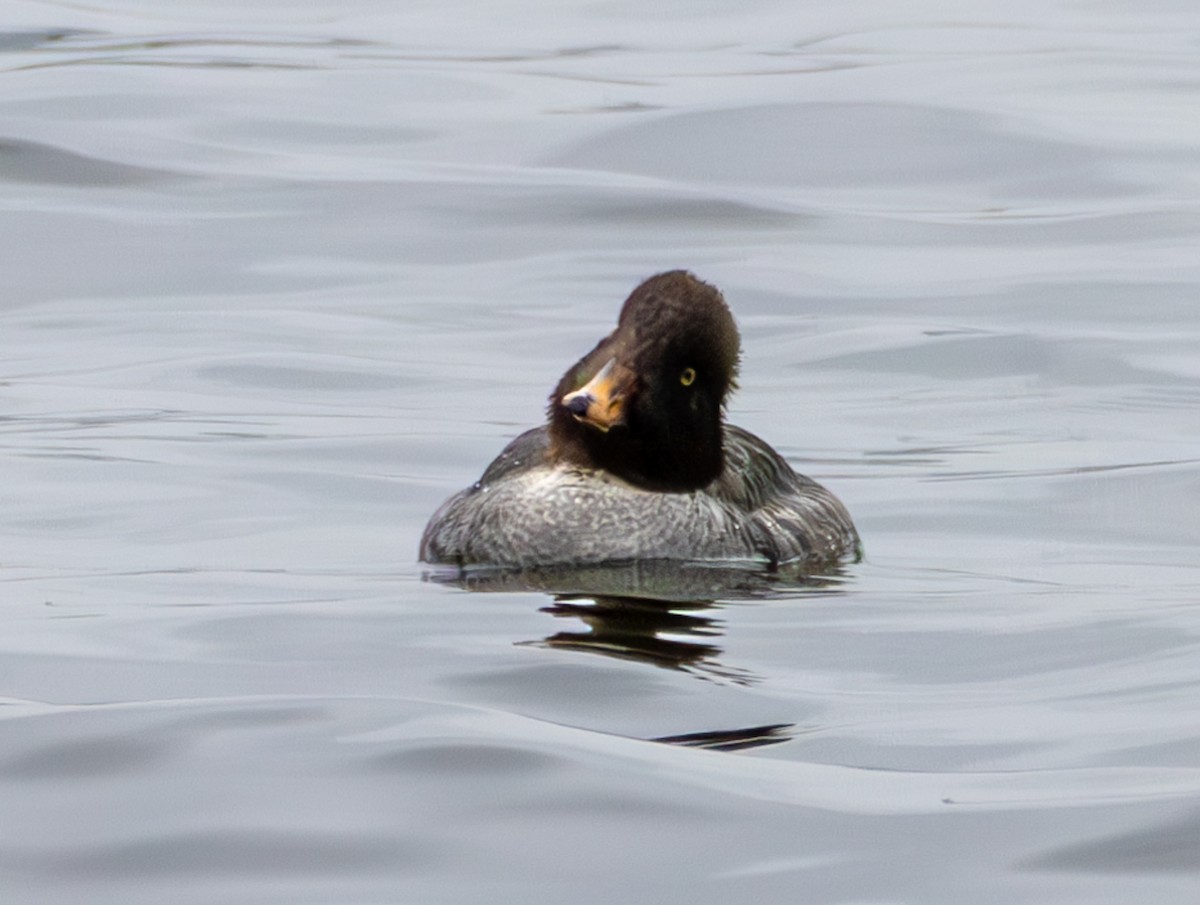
[714,425,860,565]
[477,426,552,485]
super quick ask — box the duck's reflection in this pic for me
[531,593,748,685]
[427,560,851,752]
[429,559,849,682]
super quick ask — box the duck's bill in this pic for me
[560,358,633,432]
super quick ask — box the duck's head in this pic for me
[548,271,740,491]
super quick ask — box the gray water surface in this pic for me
[3,2,1200,903]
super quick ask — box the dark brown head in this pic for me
[547,271,741,491]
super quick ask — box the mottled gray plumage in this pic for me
[419,271,860,570]
[420,424,859,568]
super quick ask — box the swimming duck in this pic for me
[420,271,859,569]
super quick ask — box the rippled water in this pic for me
[4,2,1200,902]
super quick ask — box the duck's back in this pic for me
[419,425,859,569]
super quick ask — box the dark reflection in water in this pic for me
[427,559,852,750]
[531,594,741,683]
[651,722,796,752]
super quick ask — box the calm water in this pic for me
[3,2,1200,902]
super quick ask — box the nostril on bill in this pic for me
[564,393,593,416]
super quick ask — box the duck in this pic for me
[420,270,860,569]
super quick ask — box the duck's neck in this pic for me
[549,407,724,492]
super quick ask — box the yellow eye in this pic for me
[680,367,696,387]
